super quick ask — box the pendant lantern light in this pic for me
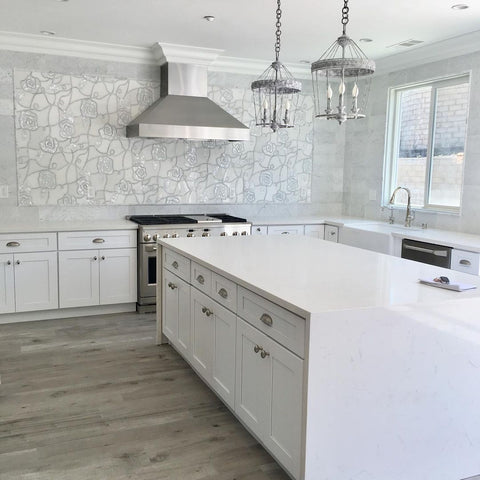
[251,0,302,132]
[311,0,375,124]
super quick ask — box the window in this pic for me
[384,74,470,212]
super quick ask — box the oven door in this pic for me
[139,243,157,304]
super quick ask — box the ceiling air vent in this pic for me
[387,39,424,48]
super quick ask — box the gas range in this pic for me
[128,214,251,243]
[127,214,251,312]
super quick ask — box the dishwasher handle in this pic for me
[403,244,448,257]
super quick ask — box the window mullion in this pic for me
[424,87,437,208]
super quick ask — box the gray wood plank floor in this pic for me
[0,313,290,480]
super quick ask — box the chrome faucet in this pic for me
[389,186,414,227]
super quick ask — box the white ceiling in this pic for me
[1,0,479,64]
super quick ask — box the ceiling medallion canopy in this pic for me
[311,0,375,125]
[251,0,302,132]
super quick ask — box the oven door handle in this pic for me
[145,245,157,253]
[404,244,448,257]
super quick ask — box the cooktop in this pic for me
[128,214,248,226]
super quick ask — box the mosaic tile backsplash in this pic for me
[14,69,313,206]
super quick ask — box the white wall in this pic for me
[342,49,480,235]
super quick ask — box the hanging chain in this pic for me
[274,0,282,62]
[341,0,349,35]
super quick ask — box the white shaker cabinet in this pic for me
[267,225,305,236]
[304,224,325,238]
[163,269,191,360]
[0,233,58,314]
[190,288,236,409]
[324,224,339,242]
[236,317,303,479]
[58,230,136,308]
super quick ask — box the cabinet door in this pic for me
[0,254,15,314]
[211,299,236,408]
[324,224,339,242]
[99,248,137,305]
[190,288,214,380]
[267,225,305,236]
[14,252,58,312]
[304,224,325,239]
[59,250,99,308]
[264,336,303,479]
[235,318,270,439]
[163,270,191,359]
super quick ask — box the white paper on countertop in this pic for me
[419,278,477,292]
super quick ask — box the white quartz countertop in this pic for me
[159,235,480,318]
[250,215,368,226]
[0,218,138,234]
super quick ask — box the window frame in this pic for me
[383,73,471,214]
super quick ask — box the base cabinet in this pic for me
[236,318,303,479]
[191,288,236,409]
[59,248,136,308]
[0,251,58,313]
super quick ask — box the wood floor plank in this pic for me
[0,313,290,480]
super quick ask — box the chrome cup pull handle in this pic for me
[172,261,179,269]
[6,241,20,247]
[459,259,472,266]
[197,275,205,285]
[92,238,105,244]
[218,288,228,299]
[260,313,273,327]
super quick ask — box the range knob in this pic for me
[152,234,158,241]
[187,233,195,237]
[144,233,152,242]
[172,233,179,238]
[202,232,210,237]
[241,231,247,236]
[163,233,171,239]
[232,231,239,236]
[220,232,227,236]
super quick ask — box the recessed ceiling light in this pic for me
[203,15,215,22]
[451,3,469,9]
[40,30,56,36]
[359,38,373,43]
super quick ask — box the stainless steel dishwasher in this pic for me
[401,238,452,268]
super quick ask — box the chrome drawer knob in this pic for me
[218,288,228,299]
[254,345,262,353]
[197,275,205,285]
[260,350,270,359]
[172,261,179,269]
[15,260,20,265]
[168,282,177,290]
[260,313,273,327]
[6,260,11,265]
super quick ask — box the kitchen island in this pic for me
[157,235,480,480]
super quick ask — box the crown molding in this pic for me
[211,56,312,80]
[152,42,223,66]
[0,31,156,64]
[1,29,479,79]
[375,29,480,75]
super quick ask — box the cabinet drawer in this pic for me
[0,232,57,253]
[58,230,136,250]
[267,225,304,236]
[163,248,190,282]
[237,286,305,358]
[451,249,480,275]
[191,261,212,295]
[304,224,325,239]
[212,272,237,312]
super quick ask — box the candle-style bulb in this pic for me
[338,81,346,95]
[352,83,359,98]
[285,99,291,110]
[327,84,333,99]
[263,98,269,109]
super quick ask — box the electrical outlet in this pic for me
[0,184,8,198]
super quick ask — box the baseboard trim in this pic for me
[0,303,137,324]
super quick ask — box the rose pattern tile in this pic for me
[14,69,313,206]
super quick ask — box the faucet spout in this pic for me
[389,186,413,227]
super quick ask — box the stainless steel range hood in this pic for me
[126,47,250,142]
